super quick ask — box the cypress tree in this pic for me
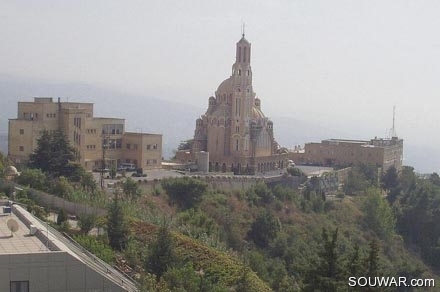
[107,192,128,251]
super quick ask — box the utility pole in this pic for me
[100,136,108,189]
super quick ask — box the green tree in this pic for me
[304,228,343,292]
[366,239,380,277]
[78,213,97,234]
[162,177,207,209]
[109,166,117,179]
[16,168,48,190]
[57,208,68,225]
[52,176,74,198]
[147,225,177,278]
[28,130,76,177]
[344,164,379,195]
[0,152,9,178]
[429,172,440,187]
[107,193,128,251]
[177,139,194,151]
[247,210,280,248]
[80,171,98,194]
[74,234,115,264]
[245,182,274,206]
[122,177,141,200]
[363,188,395,239]
[163,262,201,291]
[381,166,399,191]
[345,243,362,278]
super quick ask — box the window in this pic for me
[19,129,24,135]
[19,146,24,152]
[147,144,151,150]
[126,144,131,150]
[10,281,29,292]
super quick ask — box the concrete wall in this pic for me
[0,179,106,217]
[0,252,128,292]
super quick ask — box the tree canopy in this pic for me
[162,177,207,209]
[28,130,79,177]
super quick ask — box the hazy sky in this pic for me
[2,0,440,149]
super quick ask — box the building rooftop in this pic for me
[324,139,369,144]
[0,207,49,253]
[0,203,138,291]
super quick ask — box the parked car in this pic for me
[131,168,147,177]
[117,163,137,171]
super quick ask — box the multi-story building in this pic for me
[0,202,137,292]
[293,136,403,172]
[190,34,288,174]
[8,97,162,171]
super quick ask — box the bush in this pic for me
[78,213,97,234]
[162,177,207,209]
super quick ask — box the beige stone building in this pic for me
[8,97,162,171]
[191,34,287,174]
[292,136,403,172]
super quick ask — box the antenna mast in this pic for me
[391,105,397,138]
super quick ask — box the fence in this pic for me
[0,179,106,216]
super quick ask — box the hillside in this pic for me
[110,171,440,291]
[2,152,440,290]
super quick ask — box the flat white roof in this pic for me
[0,206,50,253]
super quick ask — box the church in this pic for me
[191,34,288,174]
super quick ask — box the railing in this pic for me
[29,213,138,292]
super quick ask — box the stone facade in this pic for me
[8,97,162,171]
[191,35,287,174]
[293,137,403,172]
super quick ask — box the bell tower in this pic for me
[232,33,252,87]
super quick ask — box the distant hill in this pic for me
[0,74,438,173]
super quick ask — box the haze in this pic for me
[1,0,439,172]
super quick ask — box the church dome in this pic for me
[251,106,265,119]
[216,77,233,94]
